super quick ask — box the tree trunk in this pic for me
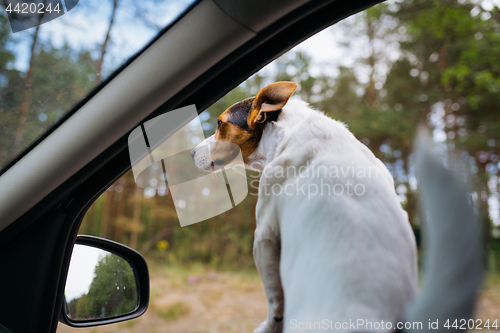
[106,187,116,239]
[114,178,128,242]
[14,23,41,151]
[129,185,143,249]
[367,65,377,107]
[365,18,377,107]
[438,44,447,74]
[95,0,118,83]
[99,191,110,238]
[85,204,96,235]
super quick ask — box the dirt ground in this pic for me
[57,263,500,333]
[475,279,500,331]
[57,263,267,333]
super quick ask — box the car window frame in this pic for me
[0,1,383,332]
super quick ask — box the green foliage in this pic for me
[0,13,15,71]
[0,39,98,166]
[85,253,137,318]
[67,253,137,320]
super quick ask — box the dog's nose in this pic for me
[190,148,196,159]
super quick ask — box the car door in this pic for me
[0,0,382,332]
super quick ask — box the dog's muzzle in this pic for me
[191,137,243,172]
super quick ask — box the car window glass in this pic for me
[0,0,197,173]
[58,0,500,331]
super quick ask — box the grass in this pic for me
[155,301,191,321]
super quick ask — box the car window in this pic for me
[0,0,197,173]
[58,0,500,331]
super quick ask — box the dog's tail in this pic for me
[400,127,483,332]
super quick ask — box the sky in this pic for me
[9,0,196,73]
[65,244,104,301]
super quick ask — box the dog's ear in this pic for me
[247,81,297,129]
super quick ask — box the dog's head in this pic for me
[191,81,297,171]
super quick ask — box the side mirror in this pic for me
[60,235,149,327]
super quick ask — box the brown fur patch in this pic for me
[213,98,262,163]
[210,82,295,165]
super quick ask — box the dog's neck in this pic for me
[246,99,310,172]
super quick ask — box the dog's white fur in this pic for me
[195,99,417,333]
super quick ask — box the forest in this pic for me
[1,0,500,273]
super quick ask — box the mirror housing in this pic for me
[60,235,149,327]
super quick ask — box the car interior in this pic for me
[0,0,383,332]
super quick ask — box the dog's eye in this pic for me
[217,119,222,129]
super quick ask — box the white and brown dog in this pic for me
[191,82,479,333]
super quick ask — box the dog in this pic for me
[190,82,480,332]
